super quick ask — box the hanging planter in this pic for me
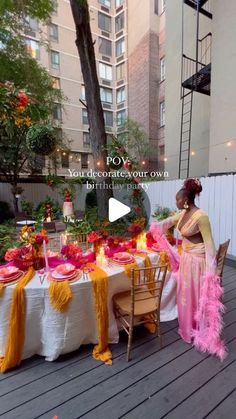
[26,123,57,156]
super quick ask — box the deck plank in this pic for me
[0,266,235,419]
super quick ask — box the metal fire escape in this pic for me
[179,0,212,179]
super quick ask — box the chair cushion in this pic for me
[113,290,158,316]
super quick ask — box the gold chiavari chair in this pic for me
[113,264,168,361]
[216,239,230,281]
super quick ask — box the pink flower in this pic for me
[128,223,142,235]
[87,231,102,243]
[5,247,21,262]
[18,91,29,108]
[61,244,82,259]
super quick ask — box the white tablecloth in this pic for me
[0,252,177,362]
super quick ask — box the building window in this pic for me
[160,101,165,127]
[159,0,166,14]
[25,38,40,59]
[104,111,113,126]
[99,62,112,80]
[98,12,111,32]
[99,0,111,7]
[100,87,113,103]
[116,37,125,57]
[50,23,58,42]
[99,37,112,56]
[81,85,86,100]
[51,50,60,69]
[52,0,58,15]
[160,57,165,82]
[61,152,69,168]
[116,0,124,7]
[116,63,125,80]
[52,77,60,89]
[116,86,125,103]
[25,16,38,32]
[83,132,90,149]
[115,12,124,32]
[81,153,89,169]
[53,103,62,120]
[82,109,88,125]
[117,109,126,126]
[159,145,165,156]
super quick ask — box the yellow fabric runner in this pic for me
[48,274,72,312]
[0,267,35,373]
[87,263,112,365]
[0,283,4,297]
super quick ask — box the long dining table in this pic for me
[0,251,177,363]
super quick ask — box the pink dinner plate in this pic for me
[0,266,19,278]
[49,270,81,282]
[112,252,134,264]
[55,263,76,276]
[0,270,23,283]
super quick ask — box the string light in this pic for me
[97,161,101,166]
[226,141,232,147]
[88,160,90,164]
[56,149,60,152]
[191,151,196,156]
[164,157,168,162]
[141,161,146,165]
[62,152,66,156]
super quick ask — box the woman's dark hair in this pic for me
[180,178,202,203]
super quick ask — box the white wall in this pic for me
[165,0,211,178]
[209,0,236,173]
[0,183,88,212]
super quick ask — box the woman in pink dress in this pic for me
[150,178,226,360]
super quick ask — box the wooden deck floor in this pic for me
[0,265,236,419]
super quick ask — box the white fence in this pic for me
[146,175,236,258]
[0,182,88,212]
[1,174,235,257]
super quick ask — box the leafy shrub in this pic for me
[0,201,14,223]
[85,189,97,209]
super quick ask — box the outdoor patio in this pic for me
[0,263,235,419]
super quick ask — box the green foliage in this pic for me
[66,217,92,235]
[152,205,173,221]
[21,199,34,216]
[0,201,14,223]
[33,196,62,222]
[117,119,152,164]
[85,207,98,228]
[0,222,16,262]
[85,189,97,209]
[26,123,57,155]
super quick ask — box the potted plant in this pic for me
[26,123,57,155]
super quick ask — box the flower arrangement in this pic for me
[0,82,31,128]
[19,226,48,247]
[61,243,83,260]
[87,231,102,243]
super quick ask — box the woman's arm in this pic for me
[151,212,181,235]
[198,214,217,273]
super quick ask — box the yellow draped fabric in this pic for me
[48,274,72,312]
[87,263,112,365]
[0,283,4,297]
[0,267,35,373]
